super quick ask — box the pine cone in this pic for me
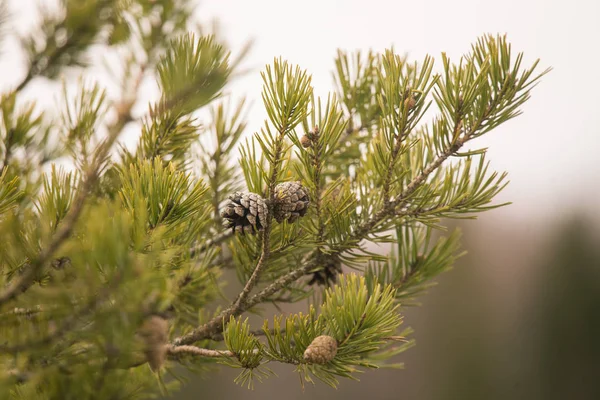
[221,192,268,234]
[300,134,312,148]
[273,181,310,223]
[139,316,169,372]
[308,255,342,286]
[300,126,319,148]
[303,335,338,364]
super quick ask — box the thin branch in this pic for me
[167,345,233,358]
[107,62,148,139]
[174,69,509,345]
[209,146,223,223]
[173,123,289,346]
[0,119,122,306]
[167,345,300,365]
[0,184,90,305]
[0,272,123,354]
[6,369,30,384]
[338,312,366,348]
[240,251,318,311]
[228,125,475,313]
[351,133,467,241]
[173,124,468,344]
[0,305,43,318]
[175,218,273,346]
[189,230,234,257]
[15,8,94,94]
[15,71,33,93]
[381,109,412,206]
[0,127,15,176]
[206,327,283,342]
[310,126,326,246]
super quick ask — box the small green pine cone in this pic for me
[221,192,268,234]
[273,181,310,223]
[303,335,338,364]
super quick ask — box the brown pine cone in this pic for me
[303,335,338,364]
[139,316,169,372]
[221,192,268,235]
[300,134,312,148]
[308,254,343,286]
[300,126,319,148]
[273,181,310,223]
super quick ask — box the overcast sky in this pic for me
[196,0,600,221]
[2,0,599,221]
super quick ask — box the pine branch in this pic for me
[352,128,468,240]
[17,0,119,92]
[189,230,234,257]
[174,61,312,346]
[207,327,283,342]
[244,251,319,308]
[172,120,472,343]
[0,127,13,176]
[0,185,88,304]
[208,123,470,316]
[207,117,474,315]
[250,66,515,299]
[351,58,514,241]
[0,271,123,353]
[218,111,294,329]
[0,120,122,306]
[14,70,33,94]
[173,37,545,349]
[0,32,548,395]
[174,147,279,344]
[107,63,147,138]
[167,345,234,358]
[309,125,326,244]
[171,250,320,345]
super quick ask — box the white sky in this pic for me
[196,0,600,221]
[2,0,599,221]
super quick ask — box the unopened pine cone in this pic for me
[303,335,338,364]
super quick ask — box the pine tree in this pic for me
[0,0,548,398]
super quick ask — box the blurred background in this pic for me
[2,0,599,398]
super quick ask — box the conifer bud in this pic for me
[300,134,312,148]
[404,94,416,110]
[221,192,269,234]
[303,335,338,364]
[139,316,169,372]
[273,181,310,223]
[300,126,319,148]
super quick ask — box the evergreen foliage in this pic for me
[0,0,548,397]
